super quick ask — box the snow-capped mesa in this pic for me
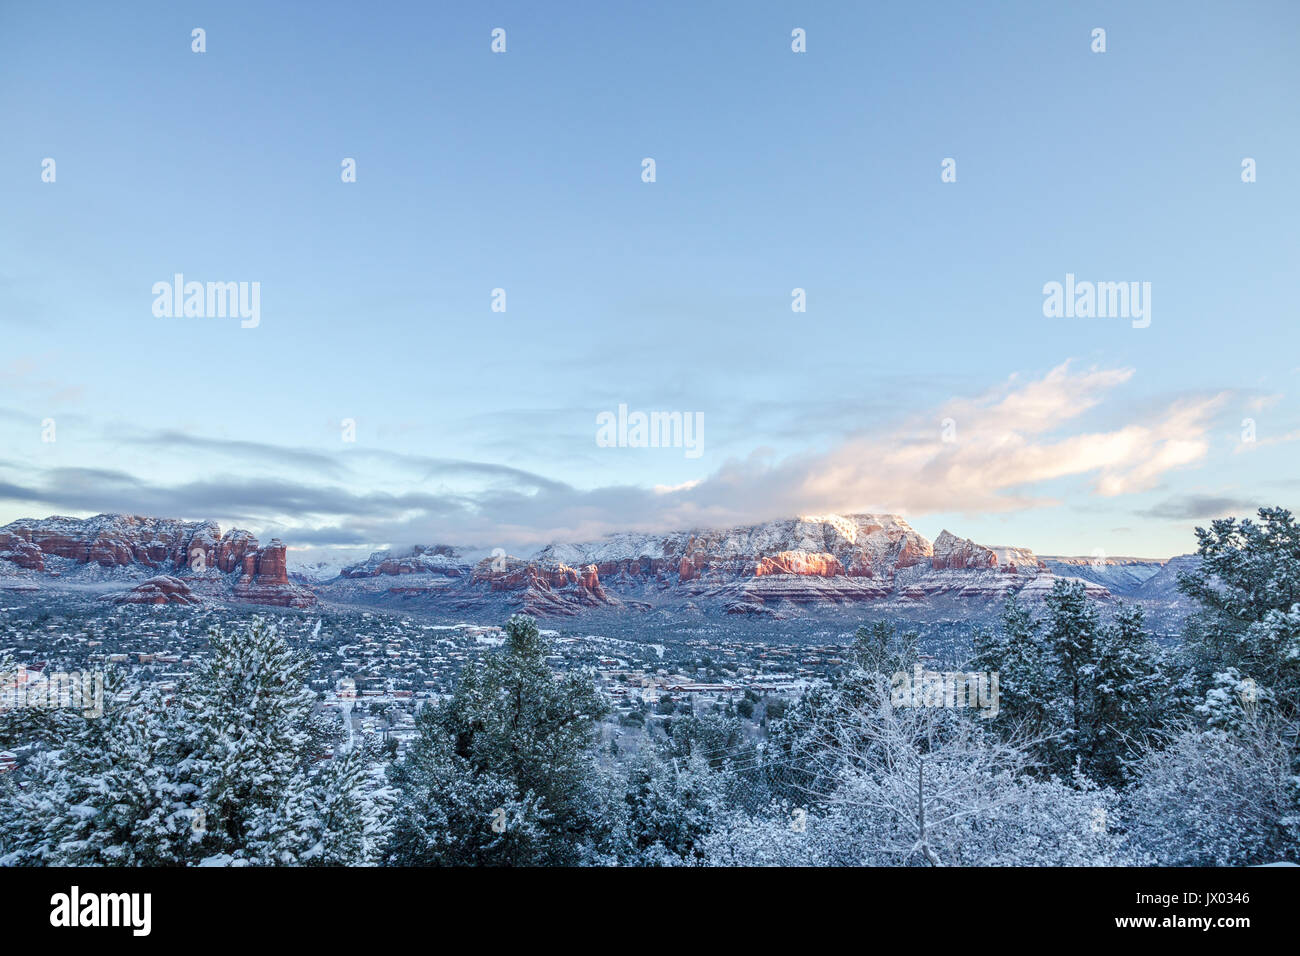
[0,511,1177,619]
[0,514,315,608]
[318,513,1144,618]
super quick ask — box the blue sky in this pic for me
[1,0,1298,561]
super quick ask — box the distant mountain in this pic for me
[316,514,1121,619]
[1129,554,1200,602]
[0,514,315,608]
[1040,556,1167,595]
[0,512,1199,623]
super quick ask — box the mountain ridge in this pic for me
[0,512,1191,621]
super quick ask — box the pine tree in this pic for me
[972,595,1051,734]
[619,751,722,865]
[179,618,322,865]
[662,711,748,770]
[1194,667,1271,731]
[1043,579,1101,774]
[385,702,551,866]
[386,614,610,865]
[0,677,184,866]
[303,740,395,865]
[0,647,19,753]
[851,621,918,676]
[1091,603,1163,783]
[1178,506,1300,717]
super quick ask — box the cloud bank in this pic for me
[0,362,1236,551]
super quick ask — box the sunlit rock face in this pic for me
[323,512,1112,616]
[754,551,844,577]
[1,511,1124,618]
[232,540,317,608]
[930,530,998,570]
[0,515,316,608]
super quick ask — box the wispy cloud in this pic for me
[0,362,1240,551]
[1137,494,1264,521]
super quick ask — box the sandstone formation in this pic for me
[324,513,1108,616]
[111,575,203,606]
[0,515,315,608]
[2,512,1130,618]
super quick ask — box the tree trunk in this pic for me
[918,758,942,866]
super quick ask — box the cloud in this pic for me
[128,431,348,478]
[0,362,1236,551]
[1137,494,1263,521]
[680,362,1226,518]
[1234,428,1300,452]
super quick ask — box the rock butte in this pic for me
[323,513,1110,617]
[0,512,1121,616]
[0,514,315,608]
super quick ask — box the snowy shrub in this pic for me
[1124,718,1299,866]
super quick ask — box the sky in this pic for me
[1,0,1298,563]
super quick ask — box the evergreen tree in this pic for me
[386,614,610,865]
[177,618,337,865]
[1042,580,1101,773]
[303,739,395,865]
[851,621,918,676]
[1091,603,1164,783]
[0,677,184,866]
[0,647,19,753]
[1178,507,1300,716]
[1194,668,1271,731]
[662,711,748,770]
[385,702,551,866]
[618,751,722,865]
[971,595,1051,733]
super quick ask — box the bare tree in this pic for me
[797,674,1048,866]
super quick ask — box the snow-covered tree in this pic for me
[385,703,553,866]
[0,678,186,866]
[662,711,749,770]
[763,625,921,807]
[1090,603,1165,783]
[851,621,918,676]
[1195,667,1272,731]
[1125,716,1299,865]
[386,614,610,865]
[822,678,1088,864]
[301,739,395,866]
[1042,579,1101,774]
[703,677,1129,866]
[617,751,723,865]
[0,647,17,752]
[971,595,1051,733]
[177,618,323,864]
[1178,506,1300,717]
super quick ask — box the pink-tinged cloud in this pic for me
[660,361,1228,523]
[0,362,1235,549]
